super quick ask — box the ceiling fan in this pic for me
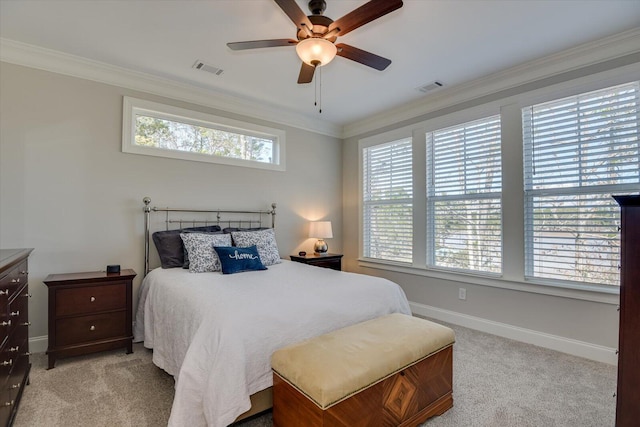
[227,0,403,84]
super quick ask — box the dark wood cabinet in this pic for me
[43,269,136,369]
[290,253,343,271]
[0,248,33,427]
[614,196,640,427]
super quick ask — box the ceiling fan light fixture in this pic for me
[295,38,337,67]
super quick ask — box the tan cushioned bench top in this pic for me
[271,313,455,409]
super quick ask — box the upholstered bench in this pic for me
[271,313,455,427]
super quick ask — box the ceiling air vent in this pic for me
[192,60,224,76]
[417,81,443,93]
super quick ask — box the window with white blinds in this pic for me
[523,81,640,286]
[362,138,413,263]
[426,115,502,274]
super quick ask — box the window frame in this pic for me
[122,96,286,171]
[359,126,415,265]
[426,114,504,276]
[522,82,640,288]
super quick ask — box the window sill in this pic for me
[357,258,619,305]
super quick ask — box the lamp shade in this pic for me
[309,221,333,239]
[295,38,337,67]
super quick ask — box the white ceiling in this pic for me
[1,0,639,129]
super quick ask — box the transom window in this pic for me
[122,97,285,171]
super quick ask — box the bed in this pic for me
[133,198,412,427]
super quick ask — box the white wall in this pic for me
[0,62,343,348]
[343,56,640,364]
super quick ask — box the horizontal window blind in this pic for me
[363,138,413,263]
[523,81,640,286]
[427,115,502,273]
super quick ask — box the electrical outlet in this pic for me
[458,288,467,300]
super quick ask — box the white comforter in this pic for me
[134,260,411,427]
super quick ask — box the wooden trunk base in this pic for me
[273,345,453,427]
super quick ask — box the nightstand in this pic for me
[290,253,343,271]
[43,269,136,369]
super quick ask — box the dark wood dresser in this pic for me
[290,253,343,271]
[614,196,640,427]
[43,269,136,369]
[0,248,33,427]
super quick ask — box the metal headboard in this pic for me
[143,197,276,276]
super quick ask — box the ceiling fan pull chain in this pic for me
[319,66,322,114]
[314,70,318,107]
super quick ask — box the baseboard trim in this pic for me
[410,301,617,365]
[29,335,48,354]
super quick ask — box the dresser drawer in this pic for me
[55,311,126,347]
[0,261,27,301]
[0,379,10,427]
[56,283,126,316]
[7,291,28,337]
[7,341,29,402]
[0,347,11,381]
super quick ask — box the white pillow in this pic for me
[231,228,281,266]
[180,233,232,272]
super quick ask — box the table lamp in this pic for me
[309,221,333,254]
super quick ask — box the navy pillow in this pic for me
[213,245,267,275]
[152,225,222,268]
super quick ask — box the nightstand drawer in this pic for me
[290,253,343,271]
[55,312,126,347]
[56,283,126,316]
[306,259,338,269]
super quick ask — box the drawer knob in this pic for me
[8,346,18,353]
[90,296,96,302]
[0,290,8,296]
[0,321,11,327]
[3,401,13,407]
[90,325,96,331]
[10,278,20,283]
[1,360,12,367]
[10,311,19,317]
[9,383,20,390]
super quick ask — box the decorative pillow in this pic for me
[152,225,221,269]
[213,245,267,274]
[180,232,231,273]
[182,230,223,270]
[231,228,281,266]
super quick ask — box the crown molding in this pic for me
[0,38,343,138]
[343,28,640,139]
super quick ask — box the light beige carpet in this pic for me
[16,322,617,427]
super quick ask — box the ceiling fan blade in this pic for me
[297,62,316,84]
[274,0,313,30]
[336,43,391,71]
[329,0,403,37]
[227,39,297,50]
